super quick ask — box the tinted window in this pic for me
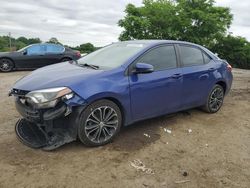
[203,53,211,64]
[179,45,204,66]
[46,44,64,54]
[27,45,46,55]
[137,45,177,71]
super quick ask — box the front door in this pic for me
[129,45,183,121]
[17,44,47,68]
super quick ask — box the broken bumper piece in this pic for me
[14,95,86,151]
[15,118,76,151]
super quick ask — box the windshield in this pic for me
[78,43,146,69]
[17,45,32,52]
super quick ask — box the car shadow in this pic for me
[109,111,193,152]
[57,109,194,152]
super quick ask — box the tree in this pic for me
[118,0,250,69]
[17,37,29,44]
[48,37,60,44]
[75,43,96,53]
[0,36,10,52]
[118,0,233,47]
[211,35,250,69]
[0,36,42,52]
[14,40,26,50]
[27,38,41,44]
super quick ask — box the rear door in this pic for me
[44,44,65,65]
[129,44,183,121]
[178,44,215,109]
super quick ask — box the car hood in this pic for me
[0,52,10,55]
[13,62,104,91]
[0,51,20,57]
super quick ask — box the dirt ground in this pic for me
[0,69,249,188]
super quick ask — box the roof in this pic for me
[120,40,218,60]
[121,39,198,46]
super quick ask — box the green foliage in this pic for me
[119,0,232,46]
[17,37,41,45]
[0,36,10,52]
[74,43,96,53]
[211,35,250,69]
[175,0,232,47]
[118,0,250,69]
[0,36,42,52]
[47,37,61,44]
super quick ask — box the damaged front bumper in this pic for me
[13,91,87,150]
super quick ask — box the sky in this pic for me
[0,0,249,47]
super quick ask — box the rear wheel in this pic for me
[203,84,224,113]
[61,57,72,62]
[78,99,122,146]
[0,58,14,72]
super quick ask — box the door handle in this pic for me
[171,74,183,79]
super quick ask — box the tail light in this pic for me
[76,51,81,58]
[226,63,232,72]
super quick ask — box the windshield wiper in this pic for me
[79,63,99,70]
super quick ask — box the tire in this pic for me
[0,58,14,72]
[202,84,224,113]
[78,99,122,146]
[61,57,72,62]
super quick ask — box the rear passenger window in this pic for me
[46,44,64,54]
[203,53,211,64]
[179,45,204,66]
[137,45,177,71]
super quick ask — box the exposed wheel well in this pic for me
[216,81,227,94]
[103,97,125,126]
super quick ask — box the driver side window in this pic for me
[135,45,177,71]
[27,45,46,55]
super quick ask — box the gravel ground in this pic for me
[0,68,249,188]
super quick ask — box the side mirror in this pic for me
[133,63,154,74]
[22,50,27,55]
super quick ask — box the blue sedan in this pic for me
[10,40,233,150]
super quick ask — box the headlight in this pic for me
[26,87,73,109]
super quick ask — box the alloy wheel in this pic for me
[209,87,224,111]
[0,59,12,72]
[84,106,119,144]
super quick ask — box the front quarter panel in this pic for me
[69,68,132,125]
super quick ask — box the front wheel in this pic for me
[202,84,224,113]
[0,58,14,72]
[78,99,122,146]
